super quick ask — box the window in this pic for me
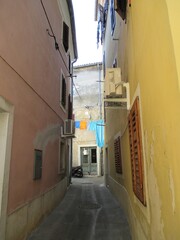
[113,58,117,68]
[58,141,65,173]
[63,22,69,52]
[68,54,71,73]
[114,136,123,174]
[128,97,146,205]
[115,0,127,20]
[60,74,66,109]
[33,149,42,180]
[91,149,97,163]
[68,94,72,119]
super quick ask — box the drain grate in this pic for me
[79,202,101,210]
[82,182,93,185]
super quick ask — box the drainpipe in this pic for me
[69,58,77,184]
[66,0,78,184]
[97,63,103,176]
[98,63,102,120]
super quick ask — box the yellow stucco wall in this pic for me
[105,0,180,239]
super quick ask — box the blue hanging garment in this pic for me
[88,121,97,131]
[95,120,104,147]
[75,121,80,128]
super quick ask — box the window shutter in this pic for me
[128,97,146,205]
[114,136,123,174]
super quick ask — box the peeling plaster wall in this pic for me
[104,0,180,239]
[147,130,165,239]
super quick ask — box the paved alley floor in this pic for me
[27,176,131,240]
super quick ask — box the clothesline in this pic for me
[75,120,103,130]
[74,120,104,147]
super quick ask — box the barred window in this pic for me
[114,136,123,174]
[128,97,146,205]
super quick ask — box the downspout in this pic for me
[67,0,78,184]
[97,63,103,176]
[98,63,102,120]
[69,58,77,184]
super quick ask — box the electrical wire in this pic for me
[40,0,69,73]
[73,80,82,99]
[40,0,82,100]
[0,55,63,120]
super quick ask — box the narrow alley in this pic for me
[27,176,131,240]
[1,0,180,239]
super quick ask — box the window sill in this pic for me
[60,103,67,113]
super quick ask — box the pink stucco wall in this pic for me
[0,0,71,213]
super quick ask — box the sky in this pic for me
[72,0,102,66]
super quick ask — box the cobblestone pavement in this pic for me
[27,176,131,240]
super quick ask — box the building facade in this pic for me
[73,63,103,176]
[0,0,77,239]
[97,0,180,239]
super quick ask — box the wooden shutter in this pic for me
[128,97,145,205]
[114,136,123,174]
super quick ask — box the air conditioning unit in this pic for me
[104,68,123,97]
[63,119,75,135]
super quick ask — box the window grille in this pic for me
[114,136,123,174]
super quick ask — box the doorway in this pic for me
[80,147,97,175]
[0,98,14,240]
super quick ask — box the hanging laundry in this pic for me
[75,121,80,128]
[95,120,104,147]
[80,120,87,130]
[88,121,97,131]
